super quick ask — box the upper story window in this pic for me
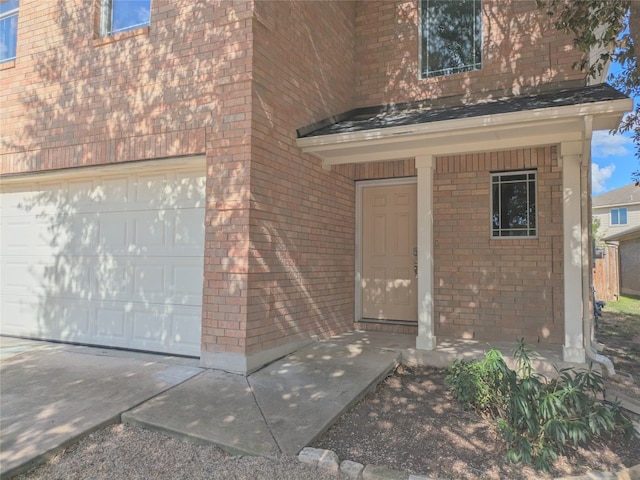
[0,0,19,63]
[421,0,482,78]
[101,0,151,36]
[610,207,628,225]
[491,170,537,238]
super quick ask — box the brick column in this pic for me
[199,149,252,372]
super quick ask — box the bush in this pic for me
[445,339,636,471]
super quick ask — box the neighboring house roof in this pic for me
[604,224,640,242]
[298,84,627,138]
[593,183,640,208]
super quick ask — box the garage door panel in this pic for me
[1,259,33,295]
[93,263,132,299]
[25,183,66,217]
[173,264,205,300]
[174,208,206,248]
[45,259,92,301]
[0,217,28,253]
[131,309,168,348]
[91,260,203,305]
[133,211,167,248]
[130,304,202,355]
[0,296,37,333]
[133,265,166,297]
[68,178,99,210]
[0,159,205,357]
[97,212,129,249]
[174,170,206,207]
[3,256,95,301]
[61,302,92,338]
[44,299,93,340]
[135,170,205,210]
[67,215,100,251]
[0,294,201,356]
[2,217,46,255]
[0,295,92,340]
[96,307,128,339]
[93,176,131,207]
[135,172,168,199]
[68,176,132,213]
[3,256,64,299]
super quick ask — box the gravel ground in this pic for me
[13,424,347,480]
[315,365,640,480]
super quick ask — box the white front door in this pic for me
[360,182,417,322]
[0,158,206,356]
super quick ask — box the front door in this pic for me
[361,183,417,322]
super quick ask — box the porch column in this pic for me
[560,141,586,363]
[415,155,436,350]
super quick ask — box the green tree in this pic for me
[592,215,602,244]
[537,0,639,185]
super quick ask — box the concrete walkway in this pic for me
[123,338,399,457]
[0,337,203,478]
[0,334,399,478]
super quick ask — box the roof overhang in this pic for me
[297,96,632,169]
[604,224,640,242]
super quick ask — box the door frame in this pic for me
[355,177,418,324]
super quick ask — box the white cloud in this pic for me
[591,130,633,158]
[592,162,615,193]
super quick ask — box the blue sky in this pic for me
[591,63,638,195]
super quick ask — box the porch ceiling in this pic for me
[296,84,632,168]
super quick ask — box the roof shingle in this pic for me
[593,183,640,207]
[298,84,628,138]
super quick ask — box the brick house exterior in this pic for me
[0,1,631,373]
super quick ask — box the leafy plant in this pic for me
[445,339,636,471]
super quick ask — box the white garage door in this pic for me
[0,158,206,357]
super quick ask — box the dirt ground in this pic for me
[314,364,640,480]
[315,304,640,479]
[597,309,640,404]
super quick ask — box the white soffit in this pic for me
[297,98,632,167]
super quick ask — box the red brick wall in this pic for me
[334,159,417,181]
[433,147,564,344]
[0,0,250,173]
[238,1,358,355]
[354,0,585,107]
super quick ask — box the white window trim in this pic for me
[100,0,151,37]
[610,207,628,225]
[0,2,18,63]
[490,169,538,239]
[419,0,483,79]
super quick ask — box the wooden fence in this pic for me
[593,244,619,302]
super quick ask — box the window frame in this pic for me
[490,170,538,239]
[100,0,151,37]
[610,207,628,225]
[419,0,483,79]
[0,0,19,63]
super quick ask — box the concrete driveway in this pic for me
[0,337,202,479]
[0,333,402,479]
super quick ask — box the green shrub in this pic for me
[445,339,636,471]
